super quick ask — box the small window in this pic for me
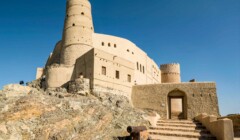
[140,64,142,72]
[127,49,129,52]
[108,43,111,47]
[102,66,106,75]
[72,23,75,26]
[116,71,120,79]
[102,42,104,46]
[114,44,117,48]
[143,66,145,74]
[127,74,131,82]
[137,62,139,70]
[81,12,85,15]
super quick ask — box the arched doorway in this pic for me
[167,90,187,120]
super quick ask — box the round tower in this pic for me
[160,63,181,83]
[60,0,94,66]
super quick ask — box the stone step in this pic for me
[148,130,216,139]
[158,119,196,122]
[158,120,201,125]
[150,126,210,134]
[149,134,216,140]
[156,122,206,129]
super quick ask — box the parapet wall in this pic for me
[220,115,240,137]
[195,114,234,140]
[160,63,181,83]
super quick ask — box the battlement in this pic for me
[160,63,180,73]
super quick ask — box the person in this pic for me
[19,81,24,85]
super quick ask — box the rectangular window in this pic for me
[127,74,131,82]
[137,62,139,70]
[102,66,106,75]
[116,71,120,79]
[143,66,145,74]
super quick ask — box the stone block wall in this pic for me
[131,82,220,119]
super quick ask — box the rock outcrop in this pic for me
[0,84,151,140]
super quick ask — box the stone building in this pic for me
[37,0,220,119]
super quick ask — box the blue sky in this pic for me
[0,0,239,116]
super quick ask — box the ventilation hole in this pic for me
[72,23,75,26]
[81,12,84,15]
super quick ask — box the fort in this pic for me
[36,0,220,120]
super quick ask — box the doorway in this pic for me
[169,97,184,119]
[168,90,187,119]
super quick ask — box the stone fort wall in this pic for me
[93,33,161,85]
[42,0,162,90]
[131,82,220,119]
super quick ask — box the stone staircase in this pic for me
[148,119,217,140]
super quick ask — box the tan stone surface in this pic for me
[161,63,181,83]
[132,82,220,119]
[195,114,234,140]
[220,115,240,137]
[41,0,162,91]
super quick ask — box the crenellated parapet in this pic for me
[160,63,181,83]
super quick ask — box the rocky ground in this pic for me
[0,83,155,140]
